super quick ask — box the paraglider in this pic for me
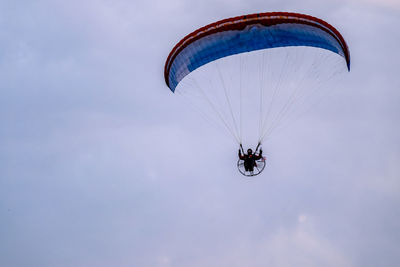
[164,12,350,176]
[238,144,265,176]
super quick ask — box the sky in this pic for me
[0,0,399,266]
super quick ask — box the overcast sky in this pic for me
[0,0,399,266]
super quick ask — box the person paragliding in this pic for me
[238,147,263,172]
[237,144,265,176]
[164,12,350,177]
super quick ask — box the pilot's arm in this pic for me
[238,149,245,160]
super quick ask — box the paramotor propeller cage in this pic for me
[237,157,266,177]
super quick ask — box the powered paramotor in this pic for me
[164,12,350,177]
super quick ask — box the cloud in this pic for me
[165,214,353,267]
[1,0,399,266]
[357,0,400,10]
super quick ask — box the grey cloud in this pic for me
[1,0,399,266]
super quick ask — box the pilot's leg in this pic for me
[244,162,250,172]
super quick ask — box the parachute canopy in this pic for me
[164,12,350,92]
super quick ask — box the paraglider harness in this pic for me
[237,143,266,177]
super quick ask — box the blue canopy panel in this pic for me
[165,12,350,92]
